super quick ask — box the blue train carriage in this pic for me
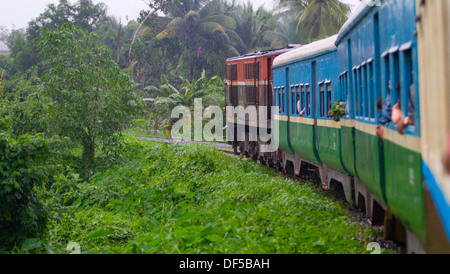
[272,35,353,201]
[336,0,425,252]
[416,0,450,253]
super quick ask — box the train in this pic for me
[225,0,450,254]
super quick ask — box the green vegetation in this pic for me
[5,137,383,254]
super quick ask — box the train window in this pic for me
[362,63,368,118]
[401,46,414,123]
[291,85,296,116]
[392,51,401,107]
[368,61,375,119]
[305,84,310,116]
[358,66,364,118]
[281,87,285,114]
[383,53,391,102]
[245,62,260,80]
[339,72,349,116]
[352,68,358,117]
[278,87,282,114]
[326,82,332,116]
[300,84,305,115]
[319,82,325,117]
[231,64,237,81]
[296,85,300,115]
[275,87,279,114]
[280,87,284,114]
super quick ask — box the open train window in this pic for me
[382,52,391,102]
[273,87,281,114]
[368,60,375,119]
[326,81,332,116]
[319,82,325,117]
[358,66,364,119]
[281,87,285,114]
[362,63,368,119]
[300,84,305,115]
[339,72,349,117]
[400,43,415,127]
[296,85,300,116]
[305,84,311,117]
[353,67,359,117]
[291,85,296,116]
[391,50,401,107]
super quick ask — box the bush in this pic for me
[0,133,58,250]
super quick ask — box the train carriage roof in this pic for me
[272,34,338,68]
[226,47,296,62]
[335,2,371,45]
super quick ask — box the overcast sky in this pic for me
[0,0,362,31]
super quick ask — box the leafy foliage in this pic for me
[36,25,145,168]
[17,137,385,254]
[0,133,61,250]
[329,101,346,122]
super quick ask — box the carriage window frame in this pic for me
[390,48,401,109]
[367,59,375,120]
[319,81,325,118]
[399,42,416,135]
[296,85,300,116]
[300,84,305,115]
[339,71,349,118]
[352,67,359,119]
[361,62,369,119]
[305,84,311,117]
[291,85,297,116]
[325,80,332,117]
[231,64,238,81]
[357,65,364,120]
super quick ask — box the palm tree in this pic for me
[156,0,240,78]
[274,0,350,42]
[145,71,225,133]
[230,1,274,54]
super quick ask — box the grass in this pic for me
[14,136,386,254]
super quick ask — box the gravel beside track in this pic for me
[136,136,234,151]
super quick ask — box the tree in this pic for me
[274,0,350,41]
[229,1,274,54]
[156,0,240,78]
[6,30,37,75]
[27,0,107,41]
[125,0,173,68]
[37,25,145,168]
[146,71,224,131]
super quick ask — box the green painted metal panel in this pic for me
[341,125,356,176]
[384,140,425,242]
[289,121,320,164]
[275,119,293,154]
[317,125,347,174]
[355,129,385,203]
